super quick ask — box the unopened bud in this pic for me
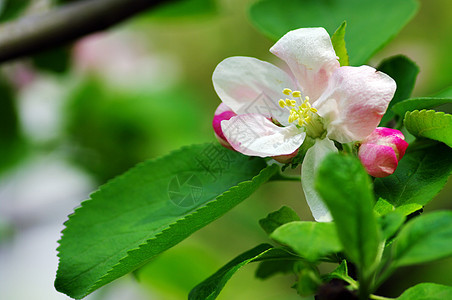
[358,127,408,178]
[212,103,236,150]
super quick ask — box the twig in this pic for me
[0,0,175,62]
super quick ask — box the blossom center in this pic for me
[278,88,325,138]
[278,88,318,126]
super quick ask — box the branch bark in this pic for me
[0,0,174,63]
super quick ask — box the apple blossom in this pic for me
[358,127,409,178]
[212,27,396,221]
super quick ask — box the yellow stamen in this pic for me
[283,88,292,95]
[292,91,301,98]
[278,88,318,127]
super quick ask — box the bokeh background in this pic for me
[0,0,451,299]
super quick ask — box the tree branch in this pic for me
[0,0,175,63]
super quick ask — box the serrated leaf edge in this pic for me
[86,164,278,297]
[404,109,452,147]
[55,145,277,298]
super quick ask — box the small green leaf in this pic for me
[322,260,349,282]
[331,21,349,66]
[379,211,406,240]
[248,0,418,65]
[374,198,422,217]
[392,211,452,267]
[396,283,452,300]
[374,198,395,216]
[189,245,296,300]
[316,153,380,272]
[322,260,359,290]
[55,144,278,299]
[259,206,300,235]
[271,221,342,262]
[392,97,452,117]
[378,55,419,125]
[374,141,452,208]
[404,110,452,147]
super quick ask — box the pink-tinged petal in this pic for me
[358,144,399,178]
[214,102,234,116]
[213,56,296,125]
[272,149,299,164]
[301,138,337,222]
[315,66,396,143]
[270,28,339,101]
[221,114,305,157]
[213,103,236,149]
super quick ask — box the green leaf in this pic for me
[259,205,300,235]
[55,144,278,299]
[404,110,452,147]
[396,283,452,300]
[322,260,351,283]
[271,221,342,262]
[294,263,321,296]
[374,141,452,208]
[392,97,452,117]
[248,0,418,65]
[255,259,295,280]
[392,211,452,267]
[374,198,422,217]
[316,153,380,272]
[378,212,406,241]
[433,86,452,98]
[331,21,349,66]
[189,245,296,300]
[0,0,31,22]
[378,55,419,125]
[322,260,358,289]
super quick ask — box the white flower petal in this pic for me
[315,66,396,143]
[212,56,296,125]
[301,138,337,222]
[270,28,339,101]
[221,114,305,157]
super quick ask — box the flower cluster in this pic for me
[212,27,408,221]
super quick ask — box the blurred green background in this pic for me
[0,0,451,299]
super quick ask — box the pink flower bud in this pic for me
[358,127,409,178]
[212,103,236,150]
